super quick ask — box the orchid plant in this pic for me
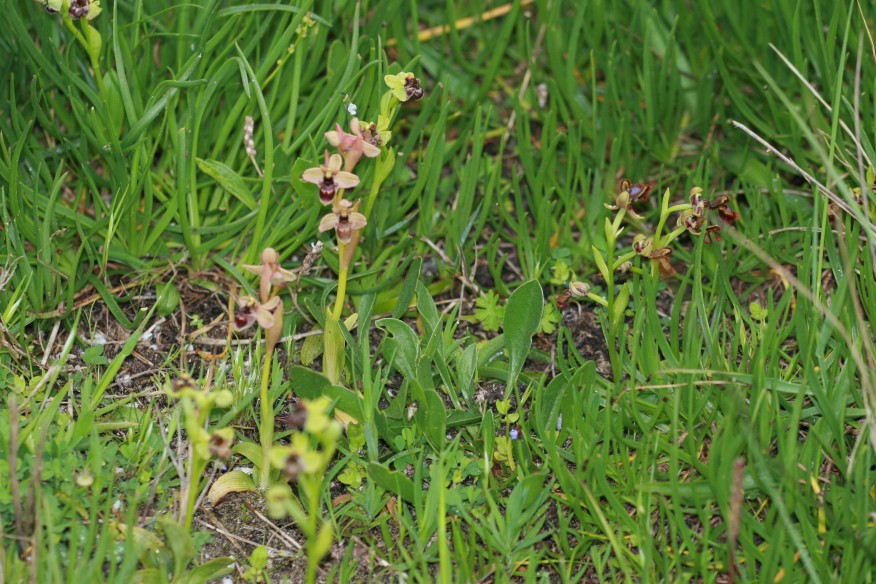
[165,374,235,530]
[301,69,425,393]
[267,397,342,584]
[562,179,740,378]
[235,247,297,488]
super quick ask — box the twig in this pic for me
[386,0,535,47]
[241,501,304,553]
[41,320,62,367]
[194,518,296,557]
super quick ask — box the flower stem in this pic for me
[258,345,274,489]
[305,476,320,584]
[184,456,204,530]
[332,246,349,321]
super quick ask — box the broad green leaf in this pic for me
[612,283,630,328]
[368,462,416,503]
[377,318,419,380]
[131,569,161,584]
[374,146,396,185]
[592,246,610,282]
[196,158,257,209]
[481,410,495,472]
[446,410,482,427]
[415,281,440,336]
[412,385,446,451]
[113,521,165,568]
[289,366,364,420]
[300,333,323,365]
[457,344,478,404]
[506,472,548,520]
[158,518,194,578]
[537,374,567,433]
[503,280,544,392]
[179,558,235,584]
[232,441,264,470]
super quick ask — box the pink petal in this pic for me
[302,168,324,184]
[348,212,367,230]
[325,126,343,147]
[240,264,265,276]
[328,154,344,174]
[318,214,339,232]
[255,308,275,329]
[361,141,381,158]
[334,171,359,189]
[270,267,297,285]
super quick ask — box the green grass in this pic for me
[2,0,876,582]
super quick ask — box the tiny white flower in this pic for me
[346,102,358,116]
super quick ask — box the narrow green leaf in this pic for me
[392,257,422,318]
[196,158,257,209]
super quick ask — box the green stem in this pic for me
[258,346,275,489]
[364,175,382,218]
[604,216,621,382]
[184,457,204,530]
[655,204,691,245]
[332,262,349,320]
[305,476,321,584]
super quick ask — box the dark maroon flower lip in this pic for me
[404,76,425,101]
[68,0,91,20]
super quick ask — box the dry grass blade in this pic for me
[729,119,876,235]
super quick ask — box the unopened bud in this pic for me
[261,247,279,265]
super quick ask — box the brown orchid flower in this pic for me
[325,119,381,171]
[302,151,361,205]
[633,235,676,278]
[318,199,367,244]
[233,295,281,331]
[706,195,741,224]
[241,247,296,302]
[606,178,653,218]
